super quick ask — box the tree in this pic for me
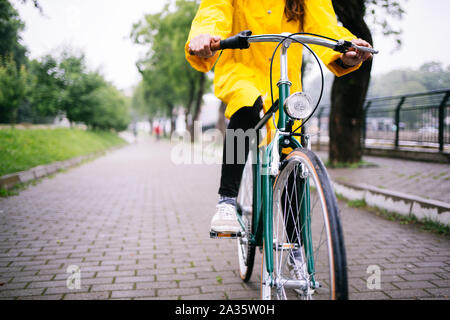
[329,0,404,165]
[56,52,100,126]
[90,84,130,131]
[27,55,62,120]
[38,50,131,131]
[0,1,130,129]
[131,0,210,138]
[418,62,450,91]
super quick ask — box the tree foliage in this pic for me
[89,84,130,131]
[0,0,130,130]
[369,62,450,97]
[0,55,27,123]
[131,0,210,134]
[0,0,27,67]
[28,51,130,130]
[27,55,62,118]
[365,0,404,47]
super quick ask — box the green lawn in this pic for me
[0,128,126,176]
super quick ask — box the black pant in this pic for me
[218,97,262,197]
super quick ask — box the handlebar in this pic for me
[189,30,379,55]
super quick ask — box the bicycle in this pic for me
[201,30,378,300]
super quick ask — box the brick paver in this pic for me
[0,138,449,300]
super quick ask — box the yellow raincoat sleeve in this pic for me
[304,0,362,77]
[184,0,234,73]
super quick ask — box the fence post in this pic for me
[394,97,406,149]
[362,101,371,148]
[438,91,450,152]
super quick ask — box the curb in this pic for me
[363,147,450,164]
[313,144,450,164]
[333,180,450,226]
[0,147,121,191]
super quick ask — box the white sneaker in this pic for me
[210,203,241,233]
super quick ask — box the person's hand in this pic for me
[188,34,221,58]
[340,38,373,67]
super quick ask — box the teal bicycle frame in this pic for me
[238,41,315,283]
[231,32,377,289]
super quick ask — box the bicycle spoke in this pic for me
[270,150,346,300]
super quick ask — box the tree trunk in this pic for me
[168,104,176,136]
[185,74,197,131]
[216,101,227,136]
[189,73,206,142]
[330,0,373,164]
[148,117,153,135]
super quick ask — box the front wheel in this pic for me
[261,148,347,300]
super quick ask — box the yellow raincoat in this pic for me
[185,0,361,123]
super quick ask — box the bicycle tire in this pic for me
[261,148,347,300]
[236,150,256,282]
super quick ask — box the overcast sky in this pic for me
[16,0,450,94]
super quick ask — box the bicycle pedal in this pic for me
[210,231,241,239]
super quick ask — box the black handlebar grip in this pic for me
[219,30,252,50]
[333,40,353,53]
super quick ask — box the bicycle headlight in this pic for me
[283,92,313,120]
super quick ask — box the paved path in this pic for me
[0,138,449,300]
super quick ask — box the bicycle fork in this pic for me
[262,144,317,292]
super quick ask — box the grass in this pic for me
[346,199,367,208]
[343,197,449,236]
[433,172,448,180]
[372,208,450,235]
[0,128,126,176]
[335,193,346,201]
[0,182,27,197]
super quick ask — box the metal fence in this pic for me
[309,89,450,152]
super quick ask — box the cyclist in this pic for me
[186,0,372,236]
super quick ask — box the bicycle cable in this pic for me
[251,32,327,134]
[212,32,334,134]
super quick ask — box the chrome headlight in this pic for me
[283,92,313,120]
